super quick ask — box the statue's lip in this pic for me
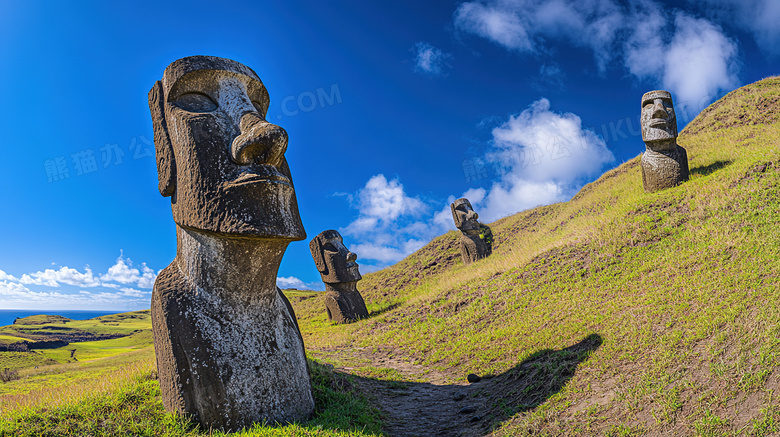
[649,119,668,128]
[228,166,291,188]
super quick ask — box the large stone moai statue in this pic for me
[309,230,369,324]
[148,56,314,430]
[640,90,689,192]
[451,198,493,264]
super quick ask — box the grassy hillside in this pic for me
[290,76,780,436]
[2,76,780,436]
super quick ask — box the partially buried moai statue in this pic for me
[148,56,314,430]
[640,90,689,192]
[451,198,493,264]
[309,230,369,324]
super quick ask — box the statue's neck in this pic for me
[325,281,358,293]
[175,226,289,306]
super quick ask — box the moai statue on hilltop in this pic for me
[310,230,369,324]
[640,90,689,192]
[451,198,493,264]
[148,56,314,430]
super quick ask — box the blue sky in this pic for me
[0,0,777,310]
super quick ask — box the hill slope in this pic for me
[291,76,780,436]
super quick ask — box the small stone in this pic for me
[470,415,481,422]
[458,406,477,415]
[453,391,466,401]
[467,373,481,383]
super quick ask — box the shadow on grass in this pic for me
[691,160,732,178]
[367,303,401,318]
[342,333,603,437]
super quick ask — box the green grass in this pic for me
[33,330,154,363]
[0,352,58,371]
[0,360,382,437]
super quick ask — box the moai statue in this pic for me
[451,198,493,264]
[148,56,314,430]
[640,90,689,192]
[309,230,369,324]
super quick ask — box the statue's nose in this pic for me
[346,251,357,263]
[651,99,668,119]
[230,112,288,166]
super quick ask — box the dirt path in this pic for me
[312,346,501,437]
[310,335,603,437]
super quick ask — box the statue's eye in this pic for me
[323,243,338,252]
[174,92,218,113]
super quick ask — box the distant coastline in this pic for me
[0,309,128,327]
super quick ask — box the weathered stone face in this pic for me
[309,229,362,284]
[640,90,678,150]
[309,230,368,323]
[451,198,480,232]
[639,90,689,193]
[148,56,313,431]
[450,198,493,264]
[149,55,305,239]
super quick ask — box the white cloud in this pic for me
[662,14,739,109]
[454,0,624,71]
[340,175,434,266]
[120,287,148,297]
[0,252,160,310]
[100,254,157,289]
[413,42,451,75]
[451,98,613,222]
[276,276,323,291]
[454,0,742,108]
[0,269,18,282]
[694,0,780,56]
[350,243,410,264]
[455,2,534,52]
[624,8,739,113]
[19,266,101,288]
[343,174,427,236]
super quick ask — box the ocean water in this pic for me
[0,310,124,327]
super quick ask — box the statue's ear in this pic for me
[450,203,460,228]
[309,237,328,275]
[148,81,176,197]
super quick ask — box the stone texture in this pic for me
[148,56,313,431]
[640,90,689,192]
[309,230,368,324]
[451,198,493,264]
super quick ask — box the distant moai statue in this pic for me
[148,56,314,430]
[451,198,493,264]
[310,230,369,324]
[640,90,689,192]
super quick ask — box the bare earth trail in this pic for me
[310,335,602,437]
[311,346,491,437]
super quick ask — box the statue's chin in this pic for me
[642,127,676,145]
[173,182,307,241]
